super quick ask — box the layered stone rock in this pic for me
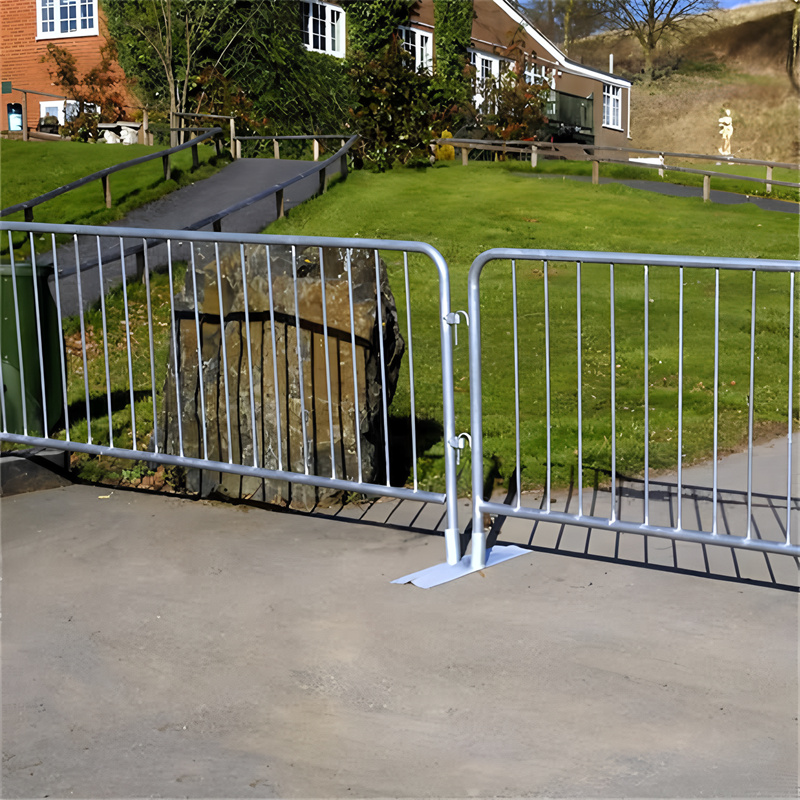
[154,244,405,508]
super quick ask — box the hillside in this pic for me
[568,1,799,162]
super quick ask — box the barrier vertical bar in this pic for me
[544,259,552,511]
[239,244,259,468]
[119,240,138,449]
[787,272,795,545]
[403,253,419,491]
[468,254,486,568]
[291,246,310,474]
[375,250,392,487]
[677,265,684,529]
[346,249,363,483]
[746,269,756,538]
[319,248,336,478]
[28,238,49,438]
[609,262,617,522]
[143,242,158,453]
[643,264,650,524]
[576,261,584,516]
[96,238,114,446]
[51,234,70,439]
[512,259,522,508]
[74,235,92,444]
[167,240,184,457]
[712,268,720,534]
[189,244,208,461]
[9,246,27,434]
[214,243,233,463]
[266,246,283,471]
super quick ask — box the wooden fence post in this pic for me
[766,165,773,194]
[21,91,28,142]
[592,160,599,185]
[191,142,199,170]
[273,139,280,159]
[658,153,665,179]
[101,174,112,208]
[313,138,320,161]
[276,188,285,218]
[461,146,468,166]
[162,154,171,181]
[229,117,236,159]
[235,139,242,159]
[530,145,537,169]
[703,174,711,202]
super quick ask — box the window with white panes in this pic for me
[602,83,622,128]
[398,26,432,73]
[301,1,345,57]
[37,0,96,39]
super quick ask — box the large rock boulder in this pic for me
[154,244,405,508]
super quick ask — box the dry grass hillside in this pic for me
[569,0,799,162]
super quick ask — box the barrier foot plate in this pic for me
[391,545,530,589]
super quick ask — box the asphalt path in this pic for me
[42,157,339,317]
[523,171,800,213]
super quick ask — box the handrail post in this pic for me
[592,159,599,185]
[213,219,222,233]
[24,207,33,222]
[276,188,285,218]
[191,142,199,170]
[340,153,348,181]
[313,138,320,161]
[766,165,773,194]
[703,174,711,202]
[273,139,280,159]
[229,117,236,159]
[162,154,171,181]
[21,90,28,142]
[136,249,145,283]
[319,166,327,195]
[101,174,112,208]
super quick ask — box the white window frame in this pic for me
[602,83,622,130]
[398,26,432,73]
[37,0,97,40]
[301,0,345,58]
[469,49,511,109]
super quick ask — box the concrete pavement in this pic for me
[2,451,797,797]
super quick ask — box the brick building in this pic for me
[0,0,131,132]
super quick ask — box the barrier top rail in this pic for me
[0,127,224,219]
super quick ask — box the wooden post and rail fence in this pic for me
[434,138,799,202]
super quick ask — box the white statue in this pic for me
[718,109,733,156]
[119,126,138,145]
[102,129,121,145]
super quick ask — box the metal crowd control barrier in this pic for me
[467,249,800,569]
[0,222,463,565]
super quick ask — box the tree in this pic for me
[521,0,602,53]
[595,0,718,78]
[103,0,235,145]
[42,42,126,140]
[789,0,800,93]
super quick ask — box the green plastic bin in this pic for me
[1,260,64,436]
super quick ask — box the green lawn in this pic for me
[1,138,228,256]
[268,161,800,493]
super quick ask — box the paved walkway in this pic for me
[524,172,800,213]
[46,157,339,316]
[2,436,797,797]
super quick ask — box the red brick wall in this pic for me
[0,0,133,131]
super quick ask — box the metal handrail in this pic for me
[0,127,225,219]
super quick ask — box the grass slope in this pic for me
[569,0,799,162]
[1,139,227,254]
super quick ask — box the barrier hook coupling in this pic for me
[444,310,470,346]
[448,432,472,466]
